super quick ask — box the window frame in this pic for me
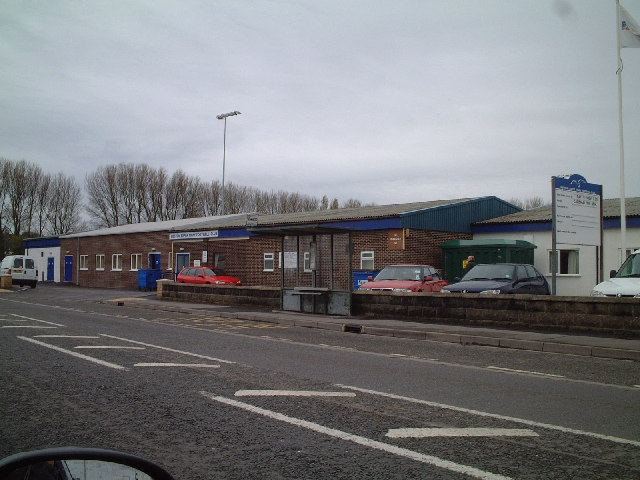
[111,253,123,271]
[548,249,580,275]
[360,251,375,270]
[130,253,142,271]
[79,255,89,270]
[95,254,105,271]
[263,253,275,272]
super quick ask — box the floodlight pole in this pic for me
[216,111,241,215]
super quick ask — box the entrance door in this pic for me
[176,253,190,274]
[64,255,73,282]
[47,258,55,281]
[148,253,161,270]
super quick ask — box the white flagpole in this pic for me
[616,0,627,264]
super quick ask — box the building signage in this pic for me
[169,230,219,241]
[553,175,602,246]
[283,251,298,269]
[387,229,405,250]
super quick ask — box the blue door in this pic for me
[47,258,55,281]
[148,253,161,270]
[64,255,73,282]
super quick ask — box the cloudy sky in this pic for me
[1,0,639,207]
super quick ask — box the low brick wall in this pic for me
[157,280,280,309]
[156,281,640,336]
[353,291,640,336]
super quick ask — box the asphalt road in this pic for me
[1,285,639,479]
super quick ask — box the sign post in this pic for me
[551,174,602,295]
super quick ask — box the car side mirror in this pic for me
[367,276,374,281]
[609,269,617,278]
[0,447,175,480]
[454,277,461,282]
[198,274,205,278]
[423,276,433,282]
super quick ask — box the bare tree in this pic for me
[85,165,121,227]
[508,196,547,210]
[47,173,82,234]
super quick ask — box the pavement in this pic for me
[109,294,640,363]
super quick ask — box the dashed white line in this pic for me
[18,336,127,370]
[34,335,100,339]
[10,314,64,327]
[75,346,145,350]
[100,334,235,364]
[487,366,565,378]
[234,390,356,397]
[200,391,511,480]
[336,384,640,447]
[386,428,539,438]
[135,363,220,368]
[1,326,58,329]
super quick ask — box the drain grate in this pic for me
[343,324,363,334]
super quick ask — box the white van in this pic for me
[591,249,640,298]
[0,255,38,288]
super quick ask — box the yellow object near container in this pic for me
[0,275,12,289]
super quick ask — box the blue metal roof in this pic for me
[400,197,521,233]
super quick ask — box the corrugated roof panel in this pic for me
[401,197,521,232]
[478,197,640,225]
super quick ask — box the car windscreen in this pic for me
[375,266,424,281]
[616,253,640,278]
[12,258,23,268]
[462,264,515,281]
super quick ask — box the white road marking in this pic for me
[1,326,58,329]
[336,384,640,447]
[34,335,100,339]
[200,391,511,480]
[487,366,565,378]
[386,428,539,438]
[18,336,127,370]
[10,314,64,327]
[0,318,28,322]
[75,346,145,350]
[100,334,235,364]
[134,363,220,368]
[234,390,356,397]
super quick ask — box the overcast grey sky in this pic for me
[1,0,639,206]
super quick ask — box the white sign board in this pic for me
[169,230,219,241]
[553,175,602,246]
[555,190,601,245]
[283,252,298,269]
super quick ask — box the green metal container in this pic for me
[440,239,537,282]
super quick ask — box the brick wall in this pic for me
[59,228,471,290]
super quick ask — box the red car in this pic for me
[177,267,241,286]
[359,264,448,292]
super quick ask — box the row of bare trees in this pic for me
[84,163,360,228]
[0,159,83,237]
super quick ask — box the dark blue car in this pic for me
[442,263,550,295]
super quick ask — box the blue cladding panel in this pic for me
[23,238,61,248]
[400,197,521,233]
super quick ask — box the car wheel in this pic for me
[30,282,36,289]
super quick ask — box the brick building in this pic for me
[58,196,519,289]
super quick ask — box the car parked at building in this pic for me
[0,255,38,288]
[591,249,640,298]
[176,267,241,286]
[358,264,448,292]
[441,263,549,295]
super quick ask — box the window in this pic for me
[264,253,274,272]
[549,249,579,274]
[360,251,374,270]
[303,252,312,272]
[215,253,226,270]
[96,254,105,271]
[79,255,89,270]
[112,254,123,271]
[130,254,142,271]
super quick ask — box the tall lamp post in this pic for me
[216,110,241,215]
